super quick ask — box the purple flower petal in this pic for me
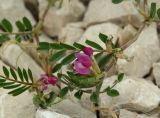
[74,60,91,75]
[42,85,48,91]
[83,47,93,57]
[75,52,92,67]
[48,76,58,85]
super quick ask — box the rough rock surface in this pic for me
[0,0,35,31]
[119,109,159,118]
[118,24,137,46]
[153,62,160,87]
[59,22,84,44]
[83,0,143,27]
[0,92,36,118]
[0,43,44,80]
[36,109,71,118]
[38,0,85,37]
[79,23,121,48]
[51,99,96,118]
[117,23,160,77]
[81,76,160,113]
[101,76,160,112]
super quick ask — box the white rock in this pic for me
[51,99,96,118]
[0,43,44,80]
[117,23,160,77]
[153,63,160,87]
[36,109,71,118]
[119,109,158,118]
[79,23,121,48]
[39,0,85,37]
[83,0,143,27]
[118,24,137,46]
[39,34,54,43]
[0,0,35,31]
[59,22,84,44]
[100,76,160,112]
[0,92,36,118]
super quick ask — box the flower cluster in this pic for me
[40,74,58,90]
[73,47,93,75]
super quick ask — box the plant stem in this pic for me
[94,82,103,118]
[0,75,40,87]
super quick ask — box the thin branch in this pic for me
[0,75,33,85]
[121,23,145,50]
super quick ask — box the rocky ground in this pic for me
[0,0,160,118]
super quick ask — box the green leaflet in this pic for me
[16,21,25,32]
[3,66,9,78]
[59,87,69,98]
[74,90,83,100]
[8,86,30,96]
[73,42,85,50]
[22,17,32,31]
[61,53,75,65]
[1,19,13,32]
[49,50,66,62]
[112,0,123,4]
[150,2,157,19]
[23,69,29,82]
[99,33,108,43]
[10,68,17,80]
[85,40,103,50]
[90,92,98,103]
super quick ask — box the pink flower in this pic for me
[41,74,58,91]
[74,50,93,75]
[74,60,91,75]
[83,47,93,57]
[75,52,92,67]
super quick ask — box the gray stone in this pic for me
[81,76,160,113]
[117,23,160,77]
[100,76,160,112]
[0,43,44,80]
[38,0,85,37]
[0,92,36,118]
[59,22,84,44]
[51,99,96,118]
[119,109,159,118]
[0,0,35,32]
[36,109,71,118]
[118,24,137,46]
[83,0,143,27]
[153,63,160,87]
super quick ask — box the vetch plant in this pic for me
[0,0,159,118]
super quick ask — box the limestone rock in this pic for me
[118,24,137,46]
[38,0,85,37]
[79,23,121,48]
[0,43,44,80]
[0,92,36,118]
[83,0,143,27]
[81,76,160,113]
[117,23,160,77]
[0,0,35,31]
[59,22,84,44]
[153,63,160,87]
[100,76,160,112]
[36,109,71,118]
[51,99,96,118]
[119,109,159,118]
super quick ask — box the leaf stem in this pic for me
[0,31,33,35]
[0,75,40,87]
